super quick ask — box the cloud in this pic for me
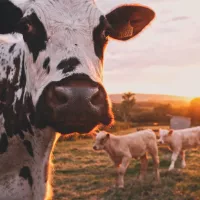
[171,16,189,22]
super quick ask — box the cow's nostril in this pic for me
[54,87,69,104]
[90,88,102,106]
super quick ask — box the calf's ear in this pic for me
[0,1,25,34]
[168,130,173,135]
[106,4,155,41]
[101,133,110,144]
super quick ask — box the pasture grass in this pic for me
[53,128,200,200]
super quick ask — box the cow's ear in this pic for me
[0,1,23,34]
[106,133,110,139]
[106,5,155,41]
[168,130,173,135]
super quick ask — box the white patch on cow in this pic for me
[0,115,5,134]
[0,34,22,43]
[13,88,23,113]
[12,0,31,12]
[17,88,23,100]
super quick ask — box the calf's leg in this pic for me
[180,150,186,168]
[116,157,130,188]
[139,153,148,181]
[169,151,180,171]
[149,146,160,183]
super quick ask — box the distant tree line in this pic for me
[112,93,200,126]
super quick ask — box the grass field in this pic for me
[53,128,200,200]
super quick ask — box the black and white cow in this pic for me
[0,0,155,199]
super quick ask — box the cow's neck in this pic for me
[0,40,59,199]
[0,39,59,160]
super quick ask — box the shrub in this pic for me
[102,121,133,133]
[58,121,134,142]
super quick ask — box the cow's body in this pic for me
[93,130,160,188]
[0,127,57,200]
[158,127,200,171]
[0,0,155,199]
[0,27,58,200]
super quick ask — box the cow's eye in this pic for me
[16,18,33,34]
[22,23,33,33]
[102,29,110,40]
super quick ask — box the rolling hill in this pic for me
[109,93,191,105]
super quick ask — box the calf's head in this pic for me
[93,131,110,150]
[158,129,173,144]
[0,0,155,134]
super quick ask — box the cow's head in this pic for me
[0,0,155,134]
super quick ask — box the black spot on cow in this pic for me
[0,133,8,154]
[9,44,16,53]
[1,59,6,66]
[46,66,50,74]
[13,93,34,136]
[13,54,21,85]
[5,83,15,106]
[6,66,11,79]
[93,16,109,62]
[43,57,50,69]
[57,57,80,74]
[23,140,34,157]
[19,166,33,187]
[0,1,23,34]
[0,79,7,111]
[16,12,48,62]
[43,57,50,73]
[20,53,26,88]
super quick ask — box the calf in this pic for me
[158,127,200,171]
[93,130,160,188]
[0,0,155,199]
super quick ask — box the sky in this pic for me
[96,0,200,97]
[1,0,199,97]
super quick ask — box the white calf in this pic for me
[158,127,200,171]
[93,130,160,188]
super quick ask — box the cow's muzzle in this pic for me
[35,75,114,134]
